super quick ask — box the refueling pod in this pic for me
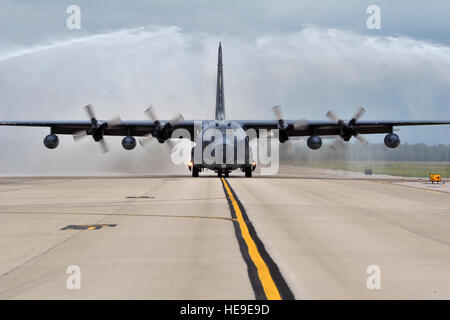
[43,134,59,149]
[122,136,137,150]
[307,135,322,150]
[384,133,400,148]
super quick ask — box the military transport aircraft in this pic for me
[1,43,449,177]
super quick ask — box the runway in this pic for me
[0,173,449,299]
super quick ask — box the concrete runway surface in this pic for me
[0,172,449,299]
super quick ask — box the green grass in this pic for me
[298,161,450,178]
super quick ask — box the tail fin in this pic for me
[215,42,226,120]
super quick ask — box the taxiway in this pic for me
[0,170,449,299]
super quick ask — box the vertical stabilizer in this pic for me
[215,42,226,120]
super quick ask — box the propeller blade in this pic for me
[139,133,153,147]
[355,133,369,147]
[169,113,184,126]
[73,130,88,141]
[99,139,109,153]
[330,137,344,150]
[166,139,176,152]
[144,105,158,122]
[106,116,122,127]
[353,106,366,121]
[272,105,283,120]
[285,140,294,153]
[85,104,96,121]
[326,110,340,123]
[293,118,308,130]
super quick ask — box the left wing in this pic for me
[239,106,450,144]
[240,120,450,137]
[239,117,450,149]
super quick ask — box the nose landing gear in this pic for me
[218,169,229,177]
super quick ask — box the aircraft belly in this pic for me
[198,141,252,170]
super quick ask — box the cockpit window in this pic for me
[202,121,246,139]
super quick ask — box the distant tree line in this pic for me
[280,142,450,163]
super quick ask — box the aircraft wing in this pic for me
[240,120,450,137]
[1,119,449,138]
[0,120,197,138]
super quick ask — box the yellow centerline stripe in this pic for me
[221,178,282,300]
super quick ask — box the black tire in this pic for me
[218,170,222,178]
[224,170,230,177]
[245,167,252,177]
[192,167,199,177]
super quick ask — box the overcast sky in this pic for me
[0,1,449,174]
[2,0,450,47]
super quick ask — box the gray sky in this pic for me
[2,1,450,47]
[0,1,449,174]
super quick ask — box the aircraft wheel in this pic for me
[224,170,230,177]
[245,167,252,178]
[218,170,223,178]
[192,167,199,177]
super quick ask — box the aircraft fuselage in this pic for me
[190,120,255,176]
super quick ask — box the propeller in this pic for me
[73,104,122,153]
[139,105,184,151]
[326,106,369,148]
[271,105,308,153]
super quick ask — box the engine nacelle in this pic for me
[384,133,400,148]
[122,136,136,150]
[307,135,322,150]
[43,134,59,149]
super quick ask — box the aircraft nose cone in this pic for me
[202,139,236,165]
